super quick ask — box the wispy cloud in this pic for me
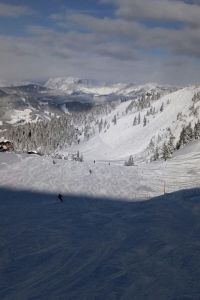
[0,2,35,17]
[101,0,200,26]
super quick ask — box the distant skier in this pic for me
[94,160,96,164]
[58,193,64,202]
[89,169,92,175]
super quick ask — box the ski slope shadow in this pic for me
[1,187,200,300]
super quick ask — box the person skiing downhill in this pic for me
[58,194,64,202]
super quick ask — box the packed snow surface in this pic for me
[1,142,200,199]
[1,149,200,300]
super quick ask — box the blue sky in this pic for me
[0,0,200,84]
[0,0,114,35]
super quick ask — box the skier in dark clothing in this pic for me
[58,194,64,202]
[89,169,92,175]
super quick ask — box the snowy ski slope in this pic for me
[1,148,200,299]
[66,85,200,161]
[1,140,200,200]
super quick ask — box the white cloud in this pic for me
[101,0,200,26]
[0,1,200,84]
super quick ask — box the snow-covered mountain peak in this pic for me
[45,77,100,94]
[44,77,171,98]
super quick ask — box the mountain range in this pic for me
[0,77,175,126]
[1,77,199,162]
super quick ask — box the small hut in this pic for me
[0,140,14,152]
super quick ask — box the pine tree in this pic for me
[162,142,171,161]
[125,155,134,166]
[98,119,103,133]
[112,115,117,125]
[176,127,186,149]
[153,146,159,161]
[133,116,137,126]
[185,123,194,142]
[194,120,200,139]
[176,123,194,149]
[160,102,164,112]
[143,116,147,127]
[168,133,175,155]
[138,113,141,124]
